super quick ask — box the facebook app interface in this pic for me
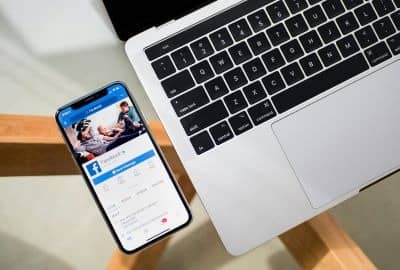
[59,84,189,251]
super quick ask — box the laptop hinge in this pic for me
[156,20,176,30]
[172,0,216,21]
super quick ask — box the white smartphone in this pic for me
[55,82,191,253]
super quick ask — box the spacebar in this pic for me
[272,53,369,114]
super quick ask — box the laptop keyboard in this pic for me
[146,0,400,155]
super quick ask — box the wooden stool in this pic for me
[0,115,377,270]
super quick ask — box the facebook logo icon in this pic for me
[86,161,102,176]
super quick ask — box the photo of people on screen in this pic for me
[64,99,146,164]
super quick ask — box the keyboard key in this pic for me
[262,49,286,71]
[267,1,290,23]
[343,0,363,9]
[228,19,252,41]
[285,15,309,36]
[300,30,323,52]
[210,51,234,74]
[243,81,268,104]
[161,70,195,98]
[285,0,308,13]
[272,53,369,113]
[318,44,342,66]
[151,56,176,79]
[171,86,209,117]
[248,99,277,125]
[190,131,214,154]
[355,26,378,48]
[304,6,327,28]
[210,28,234,51]
[204,77,229,100]
[243,58,267,81]
[229,42,252,65]
[281,39,305,62]
[209,121,234,145]
[224,67,248,90]
[372,0,395,16]
[354,3,378,26]
[266,23,290,46]
[181,100,229,135]
[281,62,305,85]
[171,47,195,70]
[248,32,271,55]
[364,41,392,66]
[308,0,323,5]
[337,12,360,35]
[300,53,323,75]
[190,60,215,83]
[387,33,400,55]
[190,37,214,60]
[391,11,400,30]
[247,9,271,32]
[337,34,360,57]
[318,21,341,43]
[262,72,286,94]
[224,90,248,113]
[322,0,346,18]
[228,112,253,135]
[373,17,396,39]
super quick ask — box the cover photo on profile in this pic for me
[64,99,146,164]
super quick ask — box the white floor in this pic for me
[0,1,399,269]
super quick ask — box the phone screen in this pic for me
[57,83,190,252]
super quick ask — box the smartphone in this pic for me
[55,82,191,253]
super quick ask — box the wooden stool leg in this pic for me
[280,212,377,270]
[106,173,196,270]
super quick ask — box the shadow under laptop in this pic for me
[157,220,298,270]
[0,230,74,270]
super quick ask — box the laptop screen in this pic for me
[103,0,216,41]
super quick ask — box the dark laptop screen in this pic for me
[103,0,216,41]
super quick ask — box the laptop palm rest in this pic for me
[272,61,400,208]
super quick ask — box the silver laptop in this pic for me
[105,0,400,255]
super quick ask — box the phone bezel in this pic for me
[55,81,192,254]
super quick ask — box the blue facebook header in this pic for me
[58,83,129,128]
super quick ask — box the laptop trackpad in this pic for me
[272,61,400,208]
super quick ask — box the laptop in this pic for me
[104,0,400,255]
